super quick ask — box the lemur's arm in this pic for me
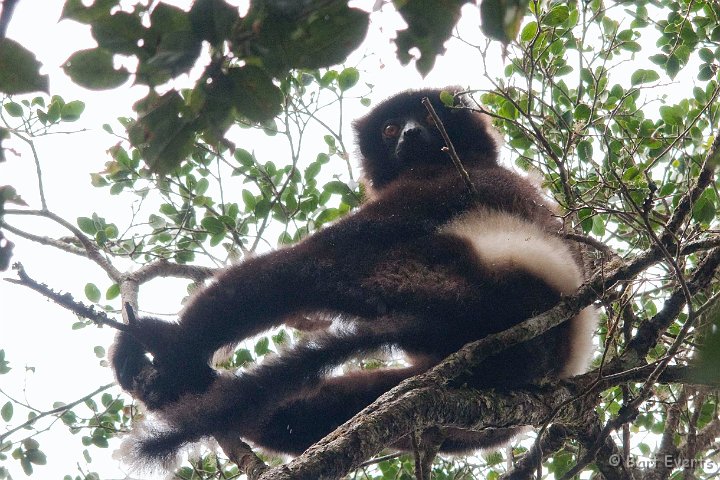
[128,170,482,357]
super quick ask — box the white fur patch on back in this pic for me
[441,208,597,377]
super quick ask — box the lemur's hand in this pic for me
[110,310,215,410]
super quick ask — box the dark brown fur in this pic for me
[111,88,593,465]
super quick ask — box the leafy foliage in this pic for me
[0,0,515,175]
[0,39,48,95]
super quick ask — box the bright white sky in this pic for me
[0,2,499,478]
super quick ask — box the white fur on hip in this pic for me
[441,208,597,377]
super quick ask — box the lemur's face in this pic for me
[379,109,447,166]
[354,89,497,190]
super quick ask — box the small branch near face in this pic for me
[6,263,130,333]
[421,97,478,197]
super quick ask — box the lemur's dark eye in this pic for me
[383,124,400,138]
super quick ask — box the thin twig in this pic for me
[421,97,478,197]
[0,382,115,443]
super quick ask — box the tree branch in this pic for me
[6,263,130,333]
[0,220,86,257]
[0,382,114,444]
[4,209,122,280]
[216,433,269,480]
[131,258,214,284]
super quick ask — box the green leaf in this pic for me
[337,67,359,91]
[666,55,680,79]
[272,329,288,345]
[622,166,639,181]
[234,348,253,367]
[1,402,12,422]
[91,11,144,55]
[226,66,284,122]
[133,3,200,84]
[480,0,529,43]
[630,69,660,86]
[0,39,49,94]
[129,91,195,173]
[77,217,97,235]
[648,54,667,65]
[254,337,270,356]
[137,5,201,84]
[235,148,254,166]
[242,189,256,211]
[61,0,115,23]
[23,439,39,450]
[190,0,239,45]
[485,451,503,466]
[692,190,716,223]
[149,214,166,230]
[316,207,341,225]
[254,199,271,218]
[305,161,321,180]
[60,100,86,121]
[0,349,10,375]
[543,5,569,27]
[91,436,108,448]
[278,231,293,245]
[396,0,464,73]
[574,104,591,122]
[659,105,683,126]
[84,283,101,303]
[3,102,23,117]
[253,3,369,73]
[698,64,714,81]
[201,216,225,235]
[62,48,130,90]
[90,173,108,187]
[519,21,538,42]
[106,284,120,300]
[60,410,77,426]
[440,90,455,106]
[699,48,714,63]
[160,203,178,217]
[577,140,593,162]
[195,178,209,195]
[318,70,337,87]
[21,458,33,475]
[620,41,641,52]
